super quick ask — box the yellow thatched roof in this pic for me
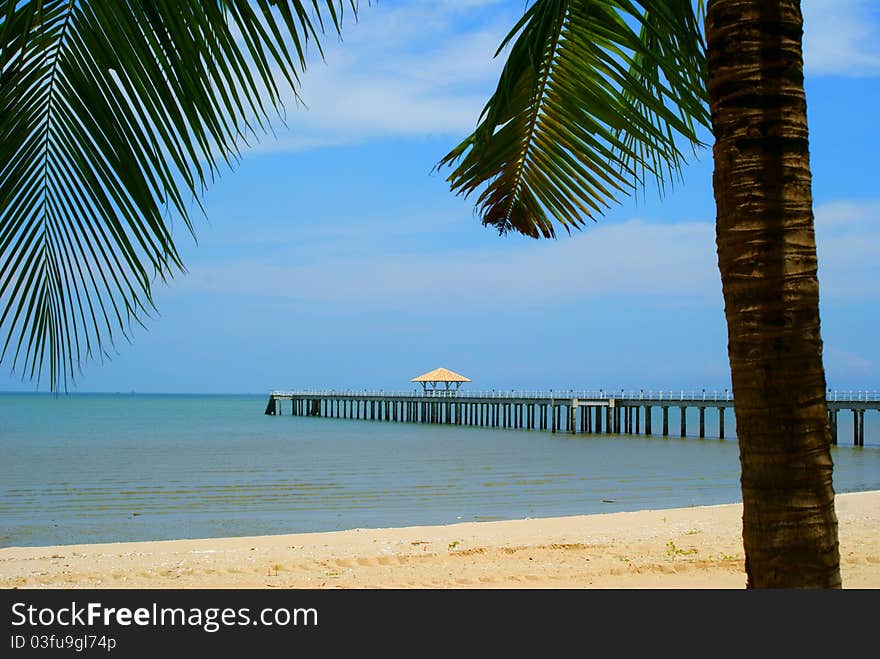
[411,367,471,383]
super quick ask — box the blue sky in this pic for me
[3,0,879,395]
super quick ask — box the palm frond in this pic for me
[0,0,356,390]
[438,0,710,239]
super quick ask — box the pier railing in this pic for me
[270,389,880,402]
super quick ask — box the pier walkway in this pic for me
[265,389,879,446]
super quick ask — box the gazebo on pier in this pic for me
[411,367,471,397]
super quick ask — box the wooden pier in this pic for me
[265,389,879,445]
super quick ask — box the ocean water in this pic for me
[1,393,878,548]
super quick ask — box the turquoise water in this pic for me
[1,393,878,548]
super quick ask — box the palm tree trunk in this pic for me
[705,0,840,588]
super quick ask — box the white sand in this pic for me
[2,491,877,589]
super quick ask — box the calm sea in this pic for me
[1,393,878,548]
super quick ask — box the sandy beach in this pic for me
[2,491,878,589]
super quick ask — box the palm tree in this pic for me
[1,1,840,587]
[704,0,838,588]
[439,0,839,588]
[0,0,354,390]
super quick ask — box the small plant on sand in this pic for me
[685,529,701,536]
[666,541,698,560]
[448,540,459,552]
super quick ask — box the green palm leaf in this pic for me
[0,0,355,390]
[438,0,710,239]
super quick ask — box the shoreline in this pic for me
[2,491,878,589]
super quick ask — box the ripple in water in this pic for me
[1,393,878,546]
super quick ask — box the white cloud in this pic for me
[176,199,880,309]
[250,1,514,152]
[232,0,880,155]
[824,347,873,374]
[177,218,722,306]
[814,199,880,230]
[803,0,880,76]
[814,199,880,299]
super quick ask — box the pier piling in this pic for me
[265,389,878,444]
